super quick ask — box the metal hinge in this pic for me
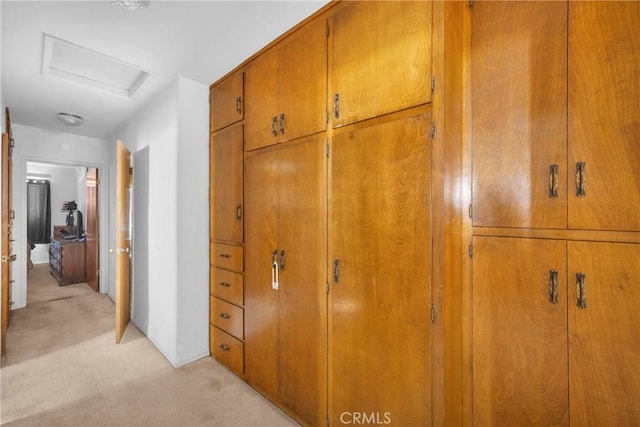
[468,243,473,257]
[431,305,436,323]
[431,76,436,94]
[326,143,330,158]
[431,122,437,139]
[326,111,329,125]
[469,204,473,219]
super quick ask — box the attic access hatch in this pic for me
[42,34,149,98]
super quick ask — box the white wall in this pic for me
[11,124,108,309]
[109,76,208,367]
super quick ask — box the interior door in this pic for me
[85,168,99,291]
[329,111,432,425]
[1,130,14,355]
[114,141,131,344]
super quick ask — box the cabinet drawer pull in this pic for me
[548,164,559,199]
[576,272,587,309]
[272,116,278,137]
[575,161,586,197]
[548,269,559,304]
[236,96,242,115]
[219,253,231,259]
[219,343,231,352]
[236,204,242,221]
[219,282,231,288]
[219,312,231,320]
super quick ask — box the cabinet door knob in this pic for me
[109,247,129,254]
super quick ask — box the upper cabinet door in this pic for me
[329,1,431,128]
[210,71,244,132]
[568,2,640,231]
[471,1,567,228]
[211,123,244,244]
[245,18,327,151]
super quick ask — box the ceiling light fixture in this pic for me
[112,0,150,11]
[57,113,84,126]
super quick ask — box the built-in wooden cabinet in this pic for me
[329,107,433,425]
[210,72,243,133]
[244,18,327,151]
[209,70,246,377]
[244,134,327,427]
[469,1,640,425]
[329,1,432,128]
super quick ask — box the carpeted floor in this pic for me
[0,264,298,427]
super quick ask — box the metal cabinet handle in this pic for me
[236,204,242,221]
[333,93,340,119]
[272,116,278,137]
[279,250,285,271]
[219,343,230,352]
[549,269,559,304]
[219,282,231,288]
[272,249,279,290]
[548,164,559,199]
[575,161,586,197]
[219,312,231,320]
[279,113,286,134]
[219,253,231,259]
[576,272,587,309]
[236,96,242,115]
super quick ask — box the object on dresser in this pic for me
[53,225,75,238]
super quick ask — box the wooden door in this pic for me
[212,123,244,243]
[568,241,640,425]
[330,1,431,128]
[1,131,14,355]
[115,141,131,344]
[329,111,432,425]
[244,148,279,398]
[210,71,244,133]
[568,2,640,231]
[277,18,327,144]
[471,0,567,228]
[245,47,279,151]
[85,168,99,291]
[472,236,569,426]
[276,135,327,426]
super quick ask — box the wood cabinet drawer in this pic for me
[211,267,243,306]
[211,243,243,271]
[211,296,244,340]
[210,326,244,375]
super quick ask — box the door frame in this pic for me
[14,157,109,308]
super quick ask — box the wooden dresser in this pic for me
[49,237,86,286]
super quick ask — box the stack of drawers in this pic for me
[210,242,244,375]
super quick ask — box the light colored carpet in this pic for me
[1,265,298,427]
[27,264,95,305]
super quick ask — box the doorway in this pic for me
[25,162,100,304]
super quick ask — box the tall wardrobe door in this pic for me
[471,1,567,228]
[212,123,244,243]
[568,242,640,425]
[277,135,327,426]
[568,2,640,231]
[329,111,432,425]
[330,1,431,128]
[244,149,279,398]
[472,236,569,426]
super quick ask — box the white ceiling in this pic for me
[1,0,329,139]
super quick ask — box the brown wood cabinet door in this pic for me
[85,168,99,291]
[568,241,640,425]
[244,148,279,395]
[276,135,327,426]
[330,1,431,128]
[329,112,432,426]
[568,2,640,231]
[212,123,244,243]
[245,48,279,151]
[210,71,243,132]
[472,236,569,426]
[277,18,327,145]
[471,1,567,228]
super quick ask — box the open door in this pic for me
[85,168,99,291]
[113,141,131,344]
[1,108,15,355]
